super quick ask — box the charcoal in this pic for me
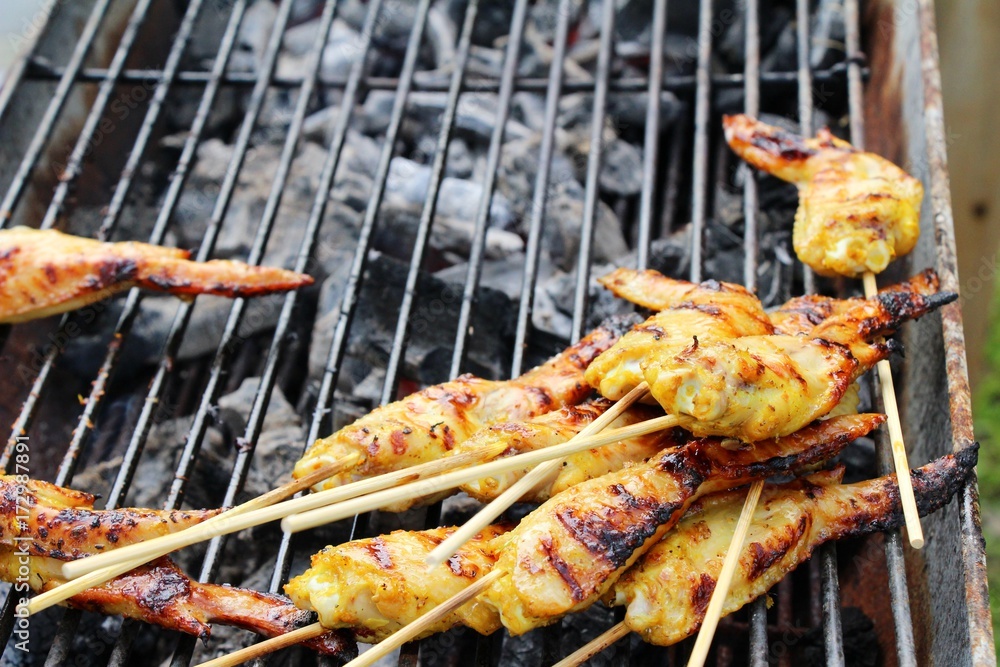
[173,136,370,276]
[497,136,629,270]
[371,157,524,262]
[276,17,366,82]
[434,253,543,301]
[811,0,848,70]
[718,2,793,70]
[310,252,516,386]
[60,292,299,380]
[360,90,533,144]
[532,265,636,340]
[800,606,879,666]
[444,137,475,179]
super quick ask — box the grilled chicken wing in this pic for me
[294,315,640,489]
[642,289,954,441]
[607,445,977,646]
[457,398,686,503]
[0,227,313,323]
[585,276,773,400]
[599,266,940,336]
[0,476,351,656]
[723,114,923,277]
[480,414,883,634]
[285,525,509,643]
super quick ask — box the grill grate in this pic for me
[0,0,989,665]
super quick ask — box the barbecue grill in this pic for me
[0,0,991,665]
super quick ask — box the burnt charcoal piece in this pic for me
[311,253,517,386]
[799,606,879,667]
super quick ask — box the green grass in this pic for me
[972,286,1000,652]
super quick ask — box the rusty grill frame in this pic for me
[0,0,992,665]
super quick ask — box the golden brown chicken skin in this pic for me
[0,227,313,323]
[585,276,773,401]
[294,315,640,489]
[723,115,923,278]
[642,288,954,441]
[285,525,509,643]
[0,476,351,655]
[480,414,883,635]
[606,445,977,646]
[599,266,941,336]
[0,476,222,558]
[457,398,687,503]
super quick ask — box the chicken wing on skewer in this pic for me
[598,266,941,336]
[456,398,687,503]
[480,414,883,634]
[294,314,641,489]
[11,555,352,655]
[642,288,955,441]
[723,114,923,278]
[584,276,773,400]
[0,227,313,323]
[606,446,977,646]
[286,525,509,643]
[1,476,351,655]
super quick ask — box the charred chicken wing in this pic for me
[285,525,509,643]
[607,446,976,646]
[723,114,923,278]
[0,477,351,655]
[0,227,313,323]
[480,414,883,634]
[585,276,773,400]
[641,289,954,441]
[294,315,640,489]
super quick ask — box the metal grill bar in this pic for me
[635,0,667,272]
[449,0,530,378]
[0,0,113,223]
[688,0,714,283]
[570,0,616,342]
[843,1,918,664]
[510,0,572,375]
[23,61,861,93]
[740,0,770,663]
[380,0,480,406]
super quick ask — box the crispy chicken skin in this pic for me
[457,398,687,503]
[599,266,940,336]
[285,525,509,643]
[481,414,884,634]
[294,315,641,489]
[585,276,773,400]
[0,476,222,558]
[723,114,923,278]
[0,476,351,656]
[0,227,313,323]
[607,445,977,646]
[642,288,955,441]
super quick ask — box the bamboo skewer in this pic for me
[56,442,507,583]
[862,271,924,549]
[425,381,652,569]
[195,623,329,667]
[687,479,764,667]
[552,621,629,667]
[28,457,359,614]
[342,569,506,667]
[282,410,680,533]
